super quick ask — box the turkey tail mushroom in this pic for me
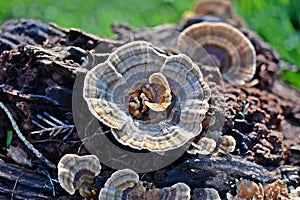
[84,41,211,152]
[57,154,101,197]
[99,169,191,200]
[99,169,142,200]
[178,22,256,86]
[194,0,234,19]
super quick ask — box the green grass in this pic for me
[0,0,299,89]
[0,0,198,37]
[6,130,13,149]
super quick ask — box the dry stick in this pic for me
[11,172,25,200]
[0,102,56,169]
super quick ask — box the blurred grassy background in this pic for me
[0,0,299,89]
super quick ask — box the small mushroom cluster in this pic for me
[57,155,192,199]
[188,135,236,156]
[55,152,298,200]
[99,168,191,200]
[227,179,287,200]
[84,40,211,152]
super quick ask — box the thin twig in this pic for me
[0,102,56,169]
[11,172,25,200]
[37,168,56,196]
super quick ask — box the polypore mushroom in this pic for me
[99,169,191,200]
[190,0,246,28]
[263,180,286,200]
[58,154,101,197]
[289,186,300,199]
[99,169,143,199]
[178,22,256,86]
[229,179,287,200]
[216,135,236,153]
[234,179,264,200]
[84,41,211,151]
[143,72,172,112]
[145,182,191,200]
[188,137,216,156]
[193,188,221,200]
[194,0,234,19]
[129,72,172,118]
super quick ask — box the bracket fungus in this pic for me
[192,0,246,28]
[228,179,287,200]
[188,137,217,156]
[58,154,101,197]
[216,135,236,153]
[178,22,256,86]
[194,0,234,19]
[99,168,191,200]
[145,182,191,200]
[99,169,140,199]
[192,188,221,200]
[84,41,211,151]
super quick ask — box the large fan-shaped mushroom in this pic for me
[84,41,211,152]
[178,22,256,86]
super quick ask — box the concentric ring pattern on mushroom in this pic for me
[83,41,211,152]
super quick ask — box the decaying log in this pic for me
[0,159,54,199]
[0,17,299,199]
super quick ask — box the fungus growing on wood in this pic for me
[216,135,236,153]
[188,137,217,156]
[99,169,191,200]
[178,22,256,86]
[58,154,101,197]
[192,188,221,200]
[84,41,211,151]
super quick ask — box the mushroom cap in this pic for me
[194,0,234,19]
[235,179,264,199]
[84,41,210,151]
[146,182,191,200]
[191,0,246,28]
[188,137,216,156]
[57,154,101,195]
[202,188,221,200]
[99,169,141,200]
[178,22,256,86]
[216,135,236,153]
[193,188,221,200]
[144,72,172,112]
[289,186,300,198]
[232,179,286,199]
[263,180,285,199]
[168,182,191,200]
